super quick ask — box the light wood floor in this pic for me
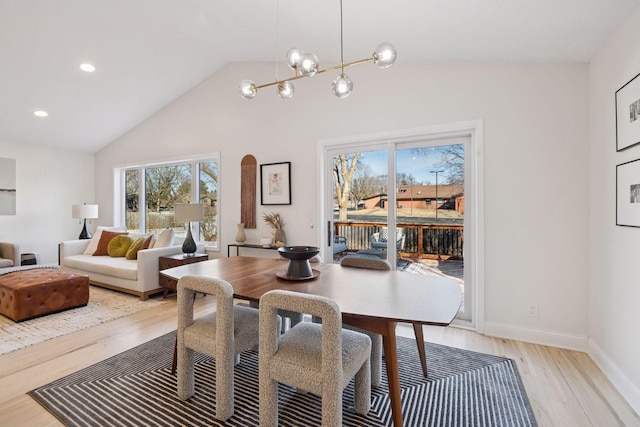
[1,293,638,427]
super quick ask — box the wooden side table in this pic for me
[159,253,209,298]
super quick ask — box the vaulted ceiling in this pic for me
[1,0,638,152]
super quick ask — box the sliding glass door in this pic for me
[322,131,473,324]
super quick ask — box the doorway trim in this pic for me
[317,120,484,331]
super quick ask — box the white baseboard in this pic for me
[588,339,640,417]
[484,321,640,417]
[483,321,589,351]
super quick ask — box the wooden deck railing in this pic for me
[334,221,464,259]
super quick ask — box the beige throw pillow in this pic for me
[154,228,175,248]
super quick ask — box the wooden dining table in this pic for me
[161,256,462,427]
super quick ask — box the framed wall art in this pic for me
[616,158,640,227]
[0,157,16,215]
[260,161,291,205]
[616,72,640,151]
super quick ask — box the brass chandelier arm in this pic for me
[254,57,374,90]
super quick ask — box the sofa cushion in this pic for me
[154,228,175,248]
[83,226,127,255]
[141,235,155,250]
[108,235,134,257]
[0,259,13,268]
[93,231,128,256]
[63,255,138,281]
[125,237,145,260]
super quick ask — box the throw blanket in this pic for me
[0,264,59,277]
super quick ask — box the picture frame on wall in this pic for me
[616,158,640,227]
[616,72,640,151]
[260,161,291,205]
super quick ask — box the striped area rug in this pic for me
[29,332,537,427]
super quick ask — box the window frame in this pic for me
[114,152,220,251]
[318,121,483,331]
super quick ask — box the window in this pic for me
[118,154,219,249]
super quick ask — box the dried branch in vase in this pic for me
[263,212,286,246]
[262,212,284,230]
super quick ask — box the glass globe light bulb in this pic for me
[299,52,319,77]
[373,42,397,69]
[332,74,353,98]
[239,79,257,99]
[286,48,303,70]
[277,81,295,99]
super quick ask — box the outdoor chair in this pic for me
[259,290,371,427]
[370,227,406,251]
[333,235,348,256]
[176,275,267,421]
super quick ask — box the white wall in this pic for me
[0,139,95,264]
[589,8,640,415]
[96,60,591,349]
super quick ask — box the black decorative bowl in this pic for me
[277,246,320,279]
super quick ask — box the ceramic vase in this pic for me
[235,223,246,244]
[274,229,286,245]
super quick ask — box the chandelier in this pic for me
[239,0,397,100]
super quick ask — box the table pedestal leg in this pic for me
[343,315,403,427]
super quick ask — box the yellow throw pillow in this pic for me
[125,237,145,260]
[93,231,128,256]
[107,235,133,257]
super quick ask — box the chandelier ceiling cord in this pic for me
[239,0,397,100]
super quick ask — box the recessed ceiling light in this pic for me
[79,63,95,72]
[33,110,48,117]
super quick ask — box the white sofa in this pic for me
[59,236,205,300]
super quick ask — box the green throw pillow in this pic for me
[107,235,133,257]
[125,237,146,260]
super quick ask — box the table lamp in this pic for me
[174,203,204,255]
[72,203,99,239]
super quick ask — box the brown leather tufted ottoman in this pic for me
[0,268,90,322]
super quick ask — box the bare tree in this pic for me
[200,162,218,184]
[410,144,465,184]
[351,163,382,209]
[333,153,360,221]
[396,172,418,186]
[434,144,464,184]
[199,161,218,242]
[145,165,192,213]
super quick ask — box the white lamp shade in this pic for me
[174,203,204,223]
[72,204,99,219]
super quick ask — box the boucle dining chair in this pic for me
[249,301,302,333]
[340,255,430,379]
[259,290,371,427]
[339,255,391,387]
[176,275,261,421]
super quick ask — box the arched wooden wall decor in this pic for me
[240,154,257,228]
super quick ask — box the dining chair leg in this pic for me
[412,323,428,377]
[171,293,197,375]
[171,340,178,374]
